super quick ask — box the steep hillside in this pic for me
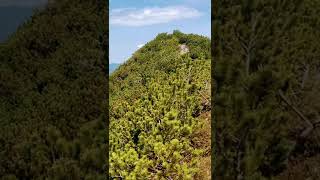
[0,0,108,179]
[109,31,211,179]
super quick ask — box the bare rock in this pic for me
[179,44,189,55]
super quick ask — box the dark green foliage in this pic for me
[213,0,320,179]
[109,31,211,179]
[0,0,108,178]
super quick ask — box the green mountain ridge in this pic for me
[0,0,108,179]
[109,31,211,179]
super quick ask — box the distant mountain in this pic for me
[109,63,120,74]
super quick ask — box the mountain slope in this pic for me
[109,31,211,179]
[0,0,108,179]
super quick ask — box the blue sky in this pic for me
[110,0,211,64]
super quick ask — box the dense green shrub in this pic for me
[0,0,108,178]
[213,0,320,179]
[109,32,211,179]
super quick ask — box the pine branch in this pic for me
[111,176,124,180]
[198,90,209,104]
[233,16,258,76]
[235,127,249,180]
[278,89,314,138]
[233,26,249,53]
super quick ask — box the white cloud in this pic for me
[110,6,202,27]
[137,44,145,48]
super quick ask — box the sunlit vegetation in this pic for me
[109,31,211,179]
